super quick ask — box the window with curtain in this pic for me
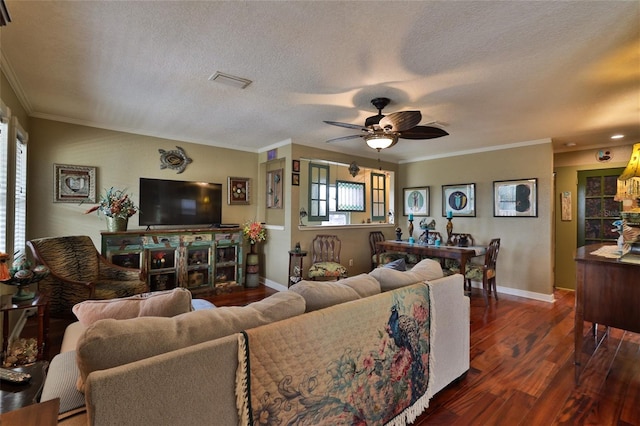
[13,117,28,257]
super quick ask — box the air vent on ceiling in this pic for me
[208,71,252,89]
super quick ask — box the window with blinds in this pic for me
[14,118,27,257]
[0,103,8,253]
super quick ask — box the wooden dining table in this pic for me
[376,240,486,276]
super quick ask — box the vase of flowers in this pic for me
[243,221,267,246]
[243,221,266,288]
[85,187,139,232]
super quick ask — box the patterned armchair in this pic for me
[308,235,348,280]
[27,236,148,317]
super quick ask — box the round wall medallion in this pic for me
[595,149,612,162]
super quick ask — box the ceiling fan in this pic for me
[324,97,449,151]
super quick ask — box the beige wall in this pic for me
[260,141,398,286]
[27,118,259,249]
[399,143,555,298]
[553,144,633,290]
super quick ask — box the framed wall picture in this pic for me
[493,178,538,217]
[403,187,430,216]
[227,177,250,205]
[442,183,475,217]
[292,173,300,186]
[292,159,300,173]
[53,164,96,203]
[267,168,283,208]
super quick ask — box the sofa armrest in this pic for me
[85,334,240,426]
[426,273,470,395]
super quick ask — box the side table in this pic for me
[0,398,59,425]
[1,292,50,362]
[288,250,307,287]
[0,360,49,414]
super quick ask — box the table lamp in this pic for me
[615,143,640,218]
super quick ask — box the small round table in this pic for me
[288,250,307,287]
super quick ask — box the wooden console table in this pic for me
[574,244,640,384]
[376,240,485,276]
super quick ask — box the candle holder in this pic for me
[446,217,454,246]
[408,218,414,240]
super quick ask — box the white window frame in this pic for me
[0,101,10,253]
[13,117,28,258]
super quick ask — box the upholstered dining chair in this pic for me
[441,233,475,274]
[27,236,148,317]
[308,234,348,280]
[369,231,406,270]
[464,238,501,305]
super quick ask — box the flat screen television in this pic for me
[139,178,222,227]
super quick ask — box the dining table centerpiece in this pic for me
[84,187,139,232]
[243,221,267,288]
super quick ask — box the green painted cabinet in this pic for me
[101,228,244,293]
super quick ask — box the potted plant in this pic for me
[243,221,266,288]
[85,187,139,232]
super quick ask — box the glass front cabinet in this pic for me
[101,228,244,294]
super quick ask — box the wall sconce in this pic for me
[615,143,640,212]
[299,207,308,226]
[348,161,360,177]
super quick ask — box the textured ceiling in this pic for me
[1,1,639,163]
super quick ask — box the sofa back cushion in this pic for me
[289,273,381,312]
[72,288,193,327]
[76,290,305,391]
[369,258,444,291]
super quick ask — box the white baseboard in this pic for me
[264,279,288,292]
[469,282,555,303]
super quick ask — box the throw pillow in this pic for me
[72,288,193,327]
[383,258,406,271]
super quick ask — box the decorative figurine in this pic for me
[395,227,402,241]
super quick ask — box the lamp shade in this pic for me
[365,134,398,150]
[615,143,640,205]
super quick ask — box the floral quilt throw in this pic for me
[236,283,432,425]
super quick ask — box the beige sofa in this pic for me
[42,259,469,425]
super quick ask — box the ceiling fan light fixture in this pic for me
[365,134,397,150]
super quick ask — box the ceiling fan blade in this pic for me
[399,126,449,140]
[326,134,364,143]
[324,120,369,131]
[378,111,422,132]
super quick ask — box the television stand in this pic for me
[101,227,244,293]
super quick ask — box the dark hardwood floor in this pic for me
[22,285,640,425]
[415,288,640,425]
